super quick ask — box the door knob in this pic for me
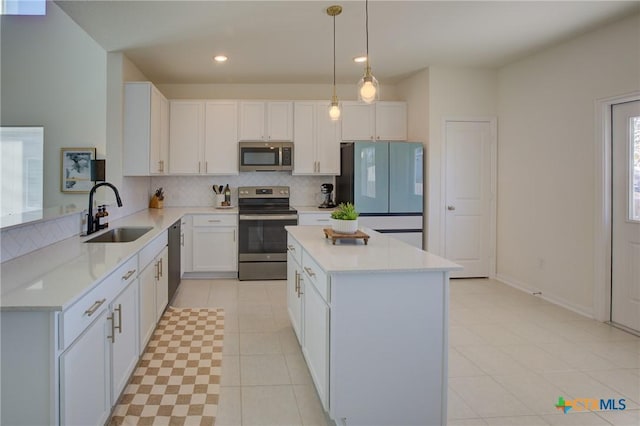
[447,206,456,211]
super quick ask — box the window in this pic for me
[1,0,45,15]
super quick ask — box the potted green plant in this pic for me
[330,202,359,234]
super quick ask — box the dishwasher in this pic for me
[167,219,181,302]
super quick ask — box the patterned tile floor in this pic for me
[110,307,224,426]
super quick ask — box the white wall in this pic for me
[426,67,499,255]
[497,13,640,316]
[0,2,107,210]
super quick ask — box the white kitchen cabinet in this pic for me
[59,309,110,426]
[169,100,204,174]
[59,254,139,426]
[123,82,169,176]
[239,101,293,142]
[187,214,238,272]
[286,247,304,344]
[110,279,139,403]
[204,101,239,174]
[139,232,169,351]
[293,101,340,175]
[297,212,332,226]
[341,101,407,141]
[169,100,239,175]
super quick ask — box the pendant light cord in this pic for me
[365,0,369,67]
[333,13,336,88]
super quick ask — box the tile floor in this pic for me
[171,278,640,426]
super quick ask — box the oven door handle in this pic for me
[239,214,298,221]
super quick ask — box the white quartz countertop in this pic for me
[0,207,237,311]
[286,225,462,274]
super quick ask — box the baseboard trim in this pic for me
[495,273,595,320]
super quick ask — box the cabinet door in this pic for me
[192,227,238,272]
[293,102,316,174]
[204,101,238,174]
[169,101,204,174]
[123,82,152,176]
[138,260,157,352]
[315,101,341,175]
[341,102,375,141]
[238,101,266,141]
[375,102,407,141]
[59,310,110,426]
[302,281,330,410]
[149,86,167,174]
[286,252,303,344]
[111,280,139,403]
[156,247,169,320]
[267,101,293,141]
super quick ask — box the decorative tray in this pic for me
[323,228,370,245]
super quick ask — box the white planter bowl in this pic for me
[330,218,358,234]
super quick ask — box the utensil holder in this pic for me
[215,194,225,207]
[150,195,164,209]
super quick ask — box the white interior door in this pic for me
[444,120,494,278]
[611,100,640,332]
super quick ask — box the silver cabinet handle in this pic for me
[304,266,316,277]
[205,162,208,173]
[107,313,116,343]
[447,206,456,211]
[155,260,160,280]
[198,162,201,173]
[159,258,163,278]
[114,304,122,334]
[316,219,330,222]
[180,233,185,246]
[122,269,136,281]
[208,219,221,223]
[84,298,106,317]
[233,229,236,242]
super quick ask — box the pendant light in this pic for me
[327,5,342,121]
[357,0,379,103]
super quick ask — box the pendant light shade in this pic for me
[327,5,342,121]
[358,0,379,103]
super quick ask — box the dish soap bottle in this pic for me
[101,205,109,228]
[224,184,231,205]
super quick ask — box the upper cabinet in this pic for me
[239,101,293,142]
[293,101,340,175]
[168,101,204,174]
[341,101,407,141]
[168,100,239,175]
[123,82,169,176]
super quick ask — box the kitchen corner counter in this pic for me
[285,225,461,274]
[0,207,236,311]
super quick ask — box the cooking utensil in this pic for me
[212,185,218,194]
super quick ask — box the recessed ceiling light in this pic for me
[353,56,367,63]
[213,55,228,63]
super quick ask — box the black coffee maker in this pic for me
[319,183,336,208]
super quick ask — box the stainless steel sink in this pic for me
[85,226,153,243]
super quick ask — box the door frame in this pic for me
[594,91,640,322]
[440,116,498,278]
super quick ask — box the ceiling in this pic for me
[55,1,640,85]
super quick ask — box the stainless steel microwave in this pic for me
[239,142,293,172]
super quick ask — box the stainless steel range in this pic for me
[238,186,298,280]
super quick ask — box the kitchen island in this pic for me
[285,225,461,426]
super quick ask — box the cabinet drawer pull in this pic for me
[181,233,185,246]
[304,266,316,277]
[316,219,329,222]
[155,261,160,280]
[159,258,163,278]
[84,298,106,317]
[114,304,122,334]
[122,269,136,281]
[208,219,221,223]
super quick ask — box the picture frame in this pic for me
[60,147,96,193]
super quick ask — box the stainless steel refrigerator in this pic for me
[335,141,424,248]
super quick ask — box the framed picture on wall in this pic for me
[60,147,96,193]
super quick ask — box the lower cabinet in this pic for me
[59,309,111,426]
[139,245,169,352]
[297,212,331,226]
[110,280,140,403]
[184,214,238,273]
[286,251,303,344]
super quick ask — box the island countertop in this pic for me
[285,225,461,273]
